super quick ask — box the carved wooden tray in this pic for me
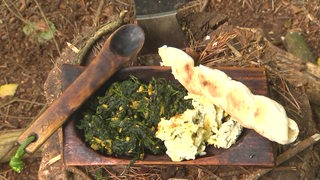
[62,64,274,166]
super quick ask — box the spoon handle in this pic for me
[17,24,145,153]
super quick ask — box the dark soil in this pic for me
[0,0,319,179]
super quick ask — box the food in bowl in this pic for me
[77,76,193,161]
[77,73,244,162]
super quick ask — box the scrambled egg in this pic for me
[156,93,242,162]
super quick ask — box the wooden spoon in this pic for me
[17,24,145,153]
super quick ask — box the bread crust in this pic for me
[159,46,299,144]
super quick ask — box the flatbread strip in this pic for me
[158,46,299,144]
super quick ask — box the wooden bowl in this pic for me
[62,65,274,166]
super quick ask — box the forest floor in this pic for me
[0,0,319,179]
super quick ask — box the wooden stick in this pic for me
[245,133,320,180]
[199,0,210,12]
[276,134,320,165]
[77,18,122,64]
[93,0,105,27]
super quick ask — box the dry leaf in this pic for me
[0,84,19,98]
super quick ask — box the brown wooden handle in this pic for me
[17,24,145,153]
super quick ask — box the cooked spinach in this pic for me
[77,76,193,161]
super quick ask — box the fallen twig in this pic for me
[306,62,320,78]
[200,0,210,12]
[244,133,320,180]
[102,166,122,180]
[226,42,242,57]
[33,0,61,55]
[0,98,45,109]
[241,0,254,11]
[114,0,134,7]
[2,0,29,24]
[65,167,92,180]
[195,165,222,180]
[44,154,61,168]
[0,98,47,121]
[77,18,123,64]
[93,0,105,27]
[276,134,320,165]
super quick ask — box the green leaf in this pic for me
[39,30,54,41]
[22,22,36,36]
[39,21,56,41]
[22,20,56,41]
